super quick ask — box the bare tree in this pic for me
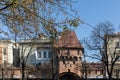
[18,39,36,80]
[8,23,39,80]
[84,21,120,79]
[81,53,88,79]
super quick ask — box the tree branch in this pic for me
[0,2,14,11]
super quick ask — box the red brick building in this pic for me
[56,30,84,79]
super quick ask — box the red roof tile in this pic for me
[57,31,83,48]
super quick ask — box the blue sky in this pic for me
[1,1,120,62]
[74,0,120,61]
[75,0,120,40]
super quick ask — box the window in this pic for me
[67,50,70,54]
[3,48,7,55]
[116,42,120,48]
[43,51,47,58]
[38,51,41,58]
[4,60,7,66]
[48,52,51,58]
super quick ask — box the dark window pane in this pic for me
[4,48,6,55]
[116,42,119,48]
[48,52,51,58]
[43,51,47,58]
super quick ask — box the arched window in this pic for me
[73,56,78,61]
[69,56,72,61]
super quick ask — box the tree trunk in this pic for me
[108,73,112,80]
[22,64,25,80]
[107,65,113,80]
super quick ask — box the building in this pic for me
[81,62,105,78]
[0,40,16,78]
[18,37,51,66]
[17,30,84,79]
[16,35,53,78]
[0,30,84,79]
[0,40,15,66]
[106,32,120,78]
[56,31,84,79]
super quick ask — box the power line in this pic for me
[66,11,96,29]
[80,19,96,29]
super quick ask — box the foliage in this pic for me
[0,0,80,39]
[0,1,80,80]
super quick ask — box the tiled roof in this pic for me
[57,30,83,48]
[84,62,104,71]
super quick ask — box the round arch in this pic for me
[59,72,80,80]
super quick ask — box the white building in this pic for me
[18,37,51,66]
[0,40,15,66]
[106,33,120,78]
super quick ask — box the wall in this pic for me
[58,49,83,76]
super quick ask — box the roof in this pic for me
[57,30,83,48]
[105,32,120,38]
[83,62,104,71]
[19,38,50,44]
[0,40,15,43]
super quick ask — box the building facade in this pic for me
[18,37,51,66]
[0,40,15,66]
[82,62,105,78]
[17,31,84,79]
[106,33,120,78]
[56,31,84,79]
[0,31,84,79]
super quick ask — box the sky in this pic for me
[75,0,120,40]
[0,0,120,61]
[74,0,120,62]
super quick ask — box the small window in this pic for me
[65,64,67,67]
[38,51,41,58]
[68,69,70,72]
[73,56,78,61]
[3,48,7,55]
[116,42,120,48]
[4,60,7,66]
[67,50,70,54]
[43,51,47,58]
[77,50,80,55]
[101,70,103,74]
[95,70,97,74]
[48,52,51,58]
[88,71,91,74]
